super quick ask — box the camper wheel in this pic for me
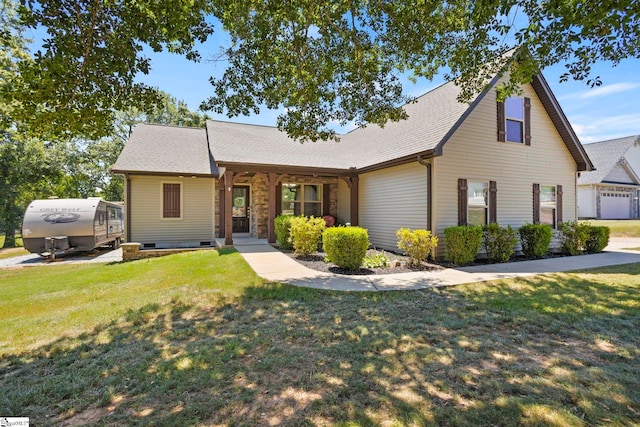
[111,238,121,249]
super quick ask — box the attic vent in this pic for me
[200,241,211,246]
[142,243,156,249]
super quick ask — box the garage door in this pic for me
[600,192,631,219]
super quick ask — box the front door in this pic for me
[232,186,250,233]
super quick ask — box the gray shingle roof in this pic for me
[112,123,217,176]
[578,135,639,185]
[208,80,471,170]
[114,75,592,175]
[206,120,352,169]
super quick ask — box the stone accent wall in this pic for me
[121,242,216,261]
[214,173,341,239]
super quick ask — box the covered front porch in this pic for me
[216,166,359,246]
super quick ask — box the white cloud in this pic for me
[559,82,640,101]
[570,113,640,143]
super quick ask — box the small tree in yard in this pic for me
[289,216,325,256]
[396,228,438,266]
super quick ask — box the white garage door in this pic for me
[600,192,631,219]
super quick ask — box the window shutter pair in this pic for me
[458,179,497,226]
[532,183,562,224]
[497,97,531,145]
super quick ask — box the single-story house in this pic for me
[577,135,640,219]
[112,73,594,257]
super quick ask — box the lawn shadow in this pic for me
[1,271,639,425]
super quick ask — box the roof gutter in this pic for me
[357,149,436,173]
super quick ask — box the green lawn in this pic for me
[589,220,640,237]
[0,235,28,259]
[1,253,638,426]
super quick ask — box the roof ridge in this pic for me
[583,135,639,146]
[136,122,205,131]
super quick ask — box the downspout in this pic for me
[125,173,131,242]
[417,155,432,232]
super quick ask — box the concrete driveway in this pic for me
[0,248,123,269]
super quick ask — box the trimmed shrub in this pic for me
[274,215,295,250]
[559,221,590,255]
[518,223,553,258]
[363,251,389,269]
[585,226,610,253]
[444,225,482,265]
[323,226,369,270]
[482,223,518,263]
[290,216,326,256]
[396,228,439,266]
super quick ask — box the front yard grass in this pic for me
[1,253,638,426]
[0,235,27,259]
[589,219,640,237]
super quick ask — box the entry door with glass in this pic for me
[232,186,250,233]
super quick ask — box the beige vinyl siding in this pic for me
[129,175,216,246]
[359,162,429,251]
[432,81,577,254]
[337,179,351,224]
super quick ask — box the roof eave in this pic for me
[531,74,595,172]
[215,161,356,176]
[356,150,437,173]
[111,169,219,178]
[432,74,502,156]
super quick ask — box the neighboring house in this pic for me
[112,74,593,257]
[577,135,640,219]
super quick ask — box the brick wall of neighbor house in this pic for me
[215,174,338,239]
[432,80,578,257]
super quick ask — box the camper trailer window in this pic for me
[99,212,105,225]
[109,208,116,219]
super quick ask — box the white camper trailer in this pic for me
[22,198,124,257]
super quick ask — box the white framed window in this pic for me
[281,183,322,216]
[540,185,556,228]
[468,182,488,226]
[505,97,524,143]
[161,182,183,219]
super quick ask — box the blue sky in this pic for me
[26,18,639,145]
[137,40,639,145]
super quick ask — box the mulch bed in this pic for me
[282,248,445,275]
[282,247,581,276]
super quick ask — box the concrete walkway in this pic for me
[233,237,640,292]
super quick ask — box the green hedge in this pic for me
[518,223,552,258]
[396,228,438,266]
[585,226,610,253]
[444,225,482,265]
[274,215,296,250]
[323,226,370,270]
[559,221,590,255]
[482,223,518,263]
[290,216,326,256]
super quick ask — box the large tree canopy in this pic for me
[4,0,640,141]
[6,0,213,139]
[205,0,640,141]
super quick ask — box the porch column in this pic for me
[267,172,278,244]
[350,175,359,226]
[218,183,225,238]
[224,170,234,246]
